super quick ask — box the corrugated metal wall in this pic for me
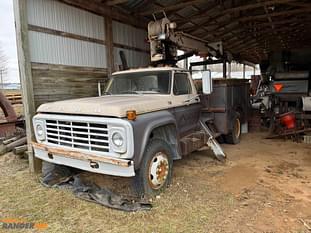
[25,0,150,106]
[27,0,107,68]
[27,0,105,40]
[28,31,107,68]
[112,21,148,51]
[112,20,149,68]
[114,47,149,68]
[26,0,108,106]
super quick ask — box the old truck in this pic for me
[32,16,250,196]
[32,66,249,196]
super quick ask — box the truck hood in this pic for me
[37,95,174,117]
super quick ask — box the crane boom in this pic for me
[148,16,224,66]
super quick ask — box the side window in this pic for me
[173,73,192,95]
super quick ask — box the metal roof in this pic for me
[61,0,311,64]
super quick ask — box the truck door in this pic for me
[172,72,201,137]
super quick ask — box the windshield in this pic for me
[105,71,171,95]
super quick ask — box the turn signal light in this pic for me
[273,83,283,92]
[127,110,137,121]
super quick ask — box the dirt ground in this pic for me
[0,132,311,233]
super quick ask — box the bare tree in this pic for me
[0,46,8,89]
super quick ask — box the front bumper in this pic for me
[32,142,135,177]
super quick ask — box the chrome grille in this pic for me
[45,120,109,153]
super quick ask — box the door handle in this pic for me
[184,96,200,103]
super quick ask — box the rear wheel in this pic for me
[134,139,173,197]
[225,113,241,144]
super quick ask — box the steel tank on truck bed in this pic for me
[199,78,250,135]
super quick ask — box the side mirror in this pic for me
[202,70,213,94]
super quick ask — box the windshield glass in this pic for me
[106,71,171,95]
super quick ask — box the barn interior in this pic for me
[0,0,310,231]
[10,0,311,171]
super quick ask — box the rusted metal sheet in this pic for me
[0,92,17,137]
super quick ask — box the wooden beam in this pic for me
[239,7,311,22]
[105,0,128,6]
[133,0,156,13]
[180,0,296,24]
[174,1,225,25]
[31,63,108,74]
[28,25,106,45]
[198,6,311,33]
[284,2,311,8]
[13,0,41,173]
[58,0,148,29]
[223,0,296,14]
[105,15,114,75]
[245,17,311,29]
[139,0,207,16]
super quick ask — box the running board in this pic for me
[199,120,226,162]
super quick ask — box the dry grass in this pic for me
[1,133,311,233]
[0,156,233,233]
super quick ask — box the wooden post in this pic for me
[203,57,207,71]
[105,15,114,75]
[13,0,42,173]
[228,62,231,79]
[223,60,227,78]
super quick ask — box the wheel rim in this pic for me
[235,118,241,138]
[148,152,169,190]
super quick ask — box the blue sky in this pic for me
[0,0,19,83]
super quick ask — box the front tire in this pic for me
[134,139,173,197]
[225,113,241,144]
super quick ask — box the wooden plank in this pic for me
[13,0,41,173]
[31,62,108,74]
[28,25,106,45]
[31,63,108,108]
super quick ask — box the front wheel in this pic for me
[134,139,173,197]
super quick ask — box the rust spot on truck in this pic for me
[32,142,131,167]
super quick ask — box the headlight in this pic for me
[36,124,44,137]
[110,128,127,154]
[112,132,124,147]
[33,120,46,141]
